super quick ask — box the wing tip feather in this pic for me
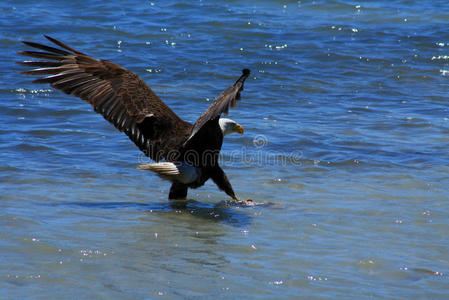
[43,35,84,55]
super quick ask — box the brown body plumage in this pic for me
[18,35,250,201]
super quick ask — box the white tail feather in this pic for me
[138,162,179,174]
[137,162,200,184]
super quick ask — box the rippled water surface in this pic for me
[1,0,449,298]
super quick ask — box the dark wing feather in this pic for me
[184,69,250,145]
[18,35,191,161]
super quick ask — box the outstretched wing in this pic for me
[184,69,250,145]
[18,35,191,161]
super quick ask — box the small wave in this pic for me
[12,143,56,152]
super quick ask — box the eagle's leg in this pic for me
[211,166,253,204]
[168,182,188,200]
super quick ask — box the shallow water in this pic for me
[1,0,449,298]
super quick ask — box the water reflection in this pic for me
[47,199,253,227]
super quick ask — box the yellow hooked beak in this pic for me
[235,123,244,134]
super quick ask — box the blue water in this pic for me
[1,0,449,298]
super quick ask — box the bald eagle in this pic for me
[18,36,252,203]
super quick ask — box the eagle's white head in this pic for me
[219,118,244,136]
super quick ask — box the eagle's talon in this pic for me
[233,197,255,206]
